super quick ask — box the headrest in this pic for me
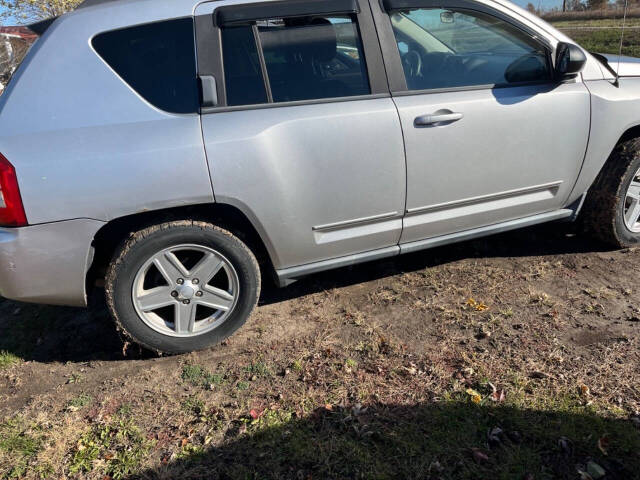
[260,17,337,63]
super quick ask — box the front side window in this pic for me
[220,15,370,106]
[389,8,551,91]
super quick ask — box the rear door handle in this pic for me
[414,112,463,127]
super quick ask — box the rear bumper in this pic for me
[0,219,105,307]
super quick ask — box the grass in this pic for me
[0,351,21,370]
[181,363,225,389]
[549,17,640,57]
[161,399,639,479]
[558,26,640,57]
[2,227,640,478]
[68,411,152,479]
[67,394,93,411]
[244,359,273,378]
[0,418,44,479]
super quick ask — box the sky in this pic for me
[0,0,566,25]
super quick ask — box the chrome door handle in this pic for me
[414,112,463,127]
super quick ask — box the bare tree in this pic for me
[0,0,82,23]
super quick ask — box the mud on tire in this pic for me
[582,137,640,248]
[105,221,260,354]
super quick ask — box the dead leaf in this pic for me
[466,298,489,311]
[489,382,506,402]
[249,409,263,420]
[471,447,489,463]
[597,435,609,455]
[466,388,482,404]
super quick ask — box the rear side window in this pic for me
[220,15,370,107]
[92,18,198,114]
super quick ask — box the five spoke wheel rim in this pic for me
[132,244,240,338]
[624,168,640,233]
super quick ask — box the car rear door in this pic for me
[370,0,591,247]
[194,0,407,273]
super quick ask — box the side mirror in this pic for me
[555,42,586,80]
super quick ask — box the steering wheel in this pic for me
[402,50,422,79]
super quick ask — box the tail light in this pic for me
[0,153,27,226]
[0,25,40,96]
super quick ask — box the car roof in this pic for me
[77,0,127,8]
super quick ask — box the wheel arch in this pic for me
[86,203,278,295]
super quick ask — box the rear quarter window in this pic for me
[92,18,198,114]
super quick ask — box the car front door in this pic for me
[371,0,591,247]
[194,0,406,274]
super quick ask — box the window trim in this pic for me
[369,0,555,95]
[214,0,360,26]
[195,0,390,114]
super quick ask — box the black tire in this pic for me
[105,221,260,354]
[582,138,640,248]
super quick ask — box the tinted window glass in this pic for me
[92,18,198,113]
[219,15,370,106]
[258,16,370,103]
[221,25,268,106]
[390,8,551,91]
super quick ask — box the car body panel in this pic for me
[395,82,591,243]
[0,0,214,225]
[0,219,105,306]
[200,98,406,269]
[569,78,640,204]
[599,54,640,77]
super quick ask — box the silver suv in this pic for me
[1,0,639,353]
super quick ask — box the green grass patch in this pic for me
[68,412,152,479]
[0,417,44,479]
[0,351,21,370]
[67,393,93,411]
[182,364,226,389]
[244,359,273,378]
[552,22,640,57]
[183,395,205,417]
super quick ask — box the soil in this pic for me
[1,222,639,479]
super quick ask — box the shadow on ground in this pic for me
[0,222,612,363]
[130,401,639,480]
[259,221,611,305]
